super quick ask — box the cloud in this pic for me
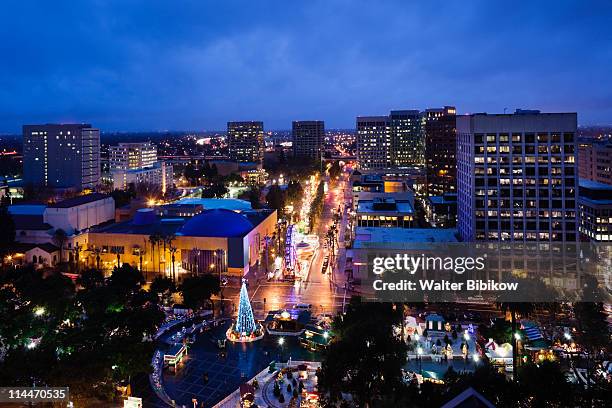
[0,0,611,131]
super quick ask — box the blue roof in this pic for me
[9,204,46,215]
[426,313,445,322]
[176,197,252,211]
[178,208,254,237]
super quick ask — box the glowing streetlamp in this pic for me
[33,306,45,317]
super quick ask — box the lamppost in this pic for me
[278,337,285,362]
[417,346,423,375]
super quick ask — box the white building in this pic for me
[109,142,157,170]
[109,142,173,193]
[112,162,173,193]
[9,194,116,262]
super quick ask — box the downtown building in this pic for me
[424,106,457,195]
[227,121,265,165]
[578,138,612,185]
[23,123,100,190]
[356,110,424,170]
[457,110,578,242]
[109,142,173,194]
[292,120,325,161]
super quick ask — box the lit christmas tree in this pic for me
[235,279,256,335]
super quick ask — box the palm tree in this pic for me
[496,301,535,380]
[148,234,159,273]
[52,228,68,263]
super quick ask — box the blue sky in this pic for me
[1,0,611,131]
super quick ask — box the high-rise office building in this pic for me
[578,139,612,185]
[109,142,157,171]
[23,123,100,190]
[292,121,325,161]
[227,121,264,164]
[457,110,578,242]
[424,106,457,196]
[356,116,391,169]
[390,110,424,167]
[357,110,424,170]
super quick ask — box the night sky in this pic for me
[1,0,611,132]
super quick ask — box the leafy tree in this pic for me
[149,276,176,304]
[179,275,220,310]
[109,263,144,292]
[286,180,303,203]
[201,182,228,198]
[77,268,105,290]
[0,204,16,262]
[266,185,286,214]
[317,297,406,407]
[245,186,262,209]
[0,264,164,403]
[110,189,134,208]
[516,361,576,407]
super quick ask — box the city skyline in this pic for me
[1,1,612,132]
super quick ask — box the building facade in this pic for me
[109,142,173,193]
[292,120,325,161]
[112,162,173,193]
[578,180,612,242]
[457,110,578,242]
[356,116,391,169]
[390,110,424,167]
[424,106,457,195]
[355,197,414,228]
[109,142,157,171]
[87,207,277,277]
[23,124,100,190]
[227,121,265,164]
[578,139,612,185]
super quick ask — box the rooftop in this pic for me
[176,197,252,211]
[48,193,111,208]
[357,198,414,214]
[579,179,612,191]
[12,214,52,231]
[428,194,458,205]
[92,208,274,238]
[353,227,458,249]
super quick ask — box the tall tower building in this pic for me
[424,106,457,195]
[356,116,391,170]
[457,110,578,242]
[23,123,100,190]
[390,110,424,167]
[109,142,157,171]
[227,121,264,164]
[292,120,325,161]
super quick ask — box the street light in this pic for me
[514,332,521,341]
[33,306,45,317]
[416,346,423,374]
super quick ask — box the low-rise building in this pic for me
[355,197,414,228]
[424,193,457,228]
[578,180,612,242]
[87,207,277,277]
